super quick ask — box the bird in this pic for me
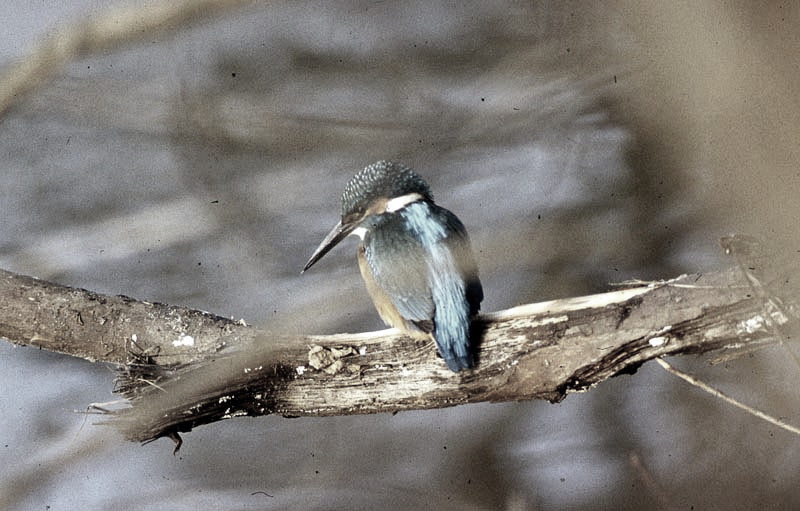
[302,160,483,372]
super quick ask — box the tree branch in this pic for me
[3,237,797,451]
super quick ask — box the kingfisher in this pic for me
[302,160,483,372]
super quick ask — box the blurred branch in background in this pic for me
[1,236,796,450]
[0,0,255,116]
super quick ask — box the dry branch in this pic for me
[2,239,796,449]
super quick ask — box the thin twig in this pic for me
[656,357,800,436]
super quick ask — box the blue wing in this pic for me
[363,201,482,371]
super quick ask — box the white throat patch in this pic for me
[350,226,368,240]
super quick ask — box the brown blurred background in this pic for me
[1,1,798,509]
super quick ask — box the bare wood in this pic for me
[1,258,794,447]
[0,269,255,367]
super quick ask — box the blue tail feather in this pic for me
[434,303,474,372]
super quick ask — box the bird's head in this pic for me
[302,161,432,272]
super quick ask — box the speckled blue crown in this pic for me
[341,161,433,218]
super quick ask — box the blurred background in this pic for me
[1,1,799,509]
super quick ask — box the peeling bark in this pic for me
[2,252,795,450]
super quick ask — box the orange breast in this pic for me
[357,244,428,339]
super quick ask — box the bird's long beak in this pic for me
[302,220,355,273]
